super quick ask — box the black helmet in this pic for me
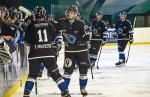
[119,12,127,16]
[34,6,46,19]
[67,6,78,14]
[96,11,103,16]
[9,7,19,19]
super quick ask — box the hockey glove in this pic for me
[129,34,134,44]
[101,40,106,46]
[83,34,90,41]
[87,41,91,49]
[56,44,62,51]
[51,42,62,51]
[5,39,17,53]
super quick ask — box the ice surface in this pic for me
[14,44,150,97]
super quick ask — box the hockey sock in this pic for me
[90,56,97,65]
[80,79,88,89]
[50,70,69,92]
[39,63,44,73]
[119,52,125,62]
[58,78,70,92]
[79,74,88,89]
[63,77,70,89]
[24,80,34,96]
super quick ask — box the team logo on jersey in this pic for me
[93,28,98,35]
[63,33,77,44]
[64,58,72,67]
[117,28,123,34]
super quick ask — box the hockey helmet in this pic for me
[66,6,78,14]
[34,6,46,19]
[96,11,103,16]
[119,12,127,17]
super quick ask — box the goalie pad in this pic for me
[0,37,12,65]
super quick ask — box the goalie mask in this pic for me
[34,6,46,19]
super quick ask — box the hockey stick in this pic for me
[35,80,38,95]
[87,41,94,79]
[74,0,82,13]
[126,42,131,63]
[18,6,32,16]
[90,64,94,79]
[96,44,103,69]
[125,17,136,63]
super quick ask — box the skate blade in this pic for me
[115,64,126,67]
[82,95,87,97]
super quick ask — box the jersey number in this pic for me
[37,29,48,42]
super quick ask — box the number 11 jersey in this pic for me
[25,20,56,46]
[24,20,57,59]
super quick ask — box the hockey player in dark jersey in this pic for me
[38,15,60,78]
[57,6,90,97]
[0,6,19,55]
[0,6,16,39]
[7,8,21,53]
[23,6,71,97]
[89,11,107,67]
[115,12,133,67]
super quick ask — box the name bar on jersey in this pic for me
[34,44,52,49]
[34,23,48,28]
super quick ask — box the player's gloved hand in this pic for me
[57,44,62,51]
[5,39,17,53]
[129,39,133,44]
[129,34,134,44]
[51,42,62,51]
[83,34,90,41]
[101,38,106,46]
[24,15,34,24]
[87,41,91,48]
[101,40,106,46]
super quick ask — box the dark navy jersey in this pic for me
[91,20,107,39]
[0,20,17,38]
[57,18,89,52]
[25,20,56,46]
[25,20,59,58]
[115,19,133,39]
